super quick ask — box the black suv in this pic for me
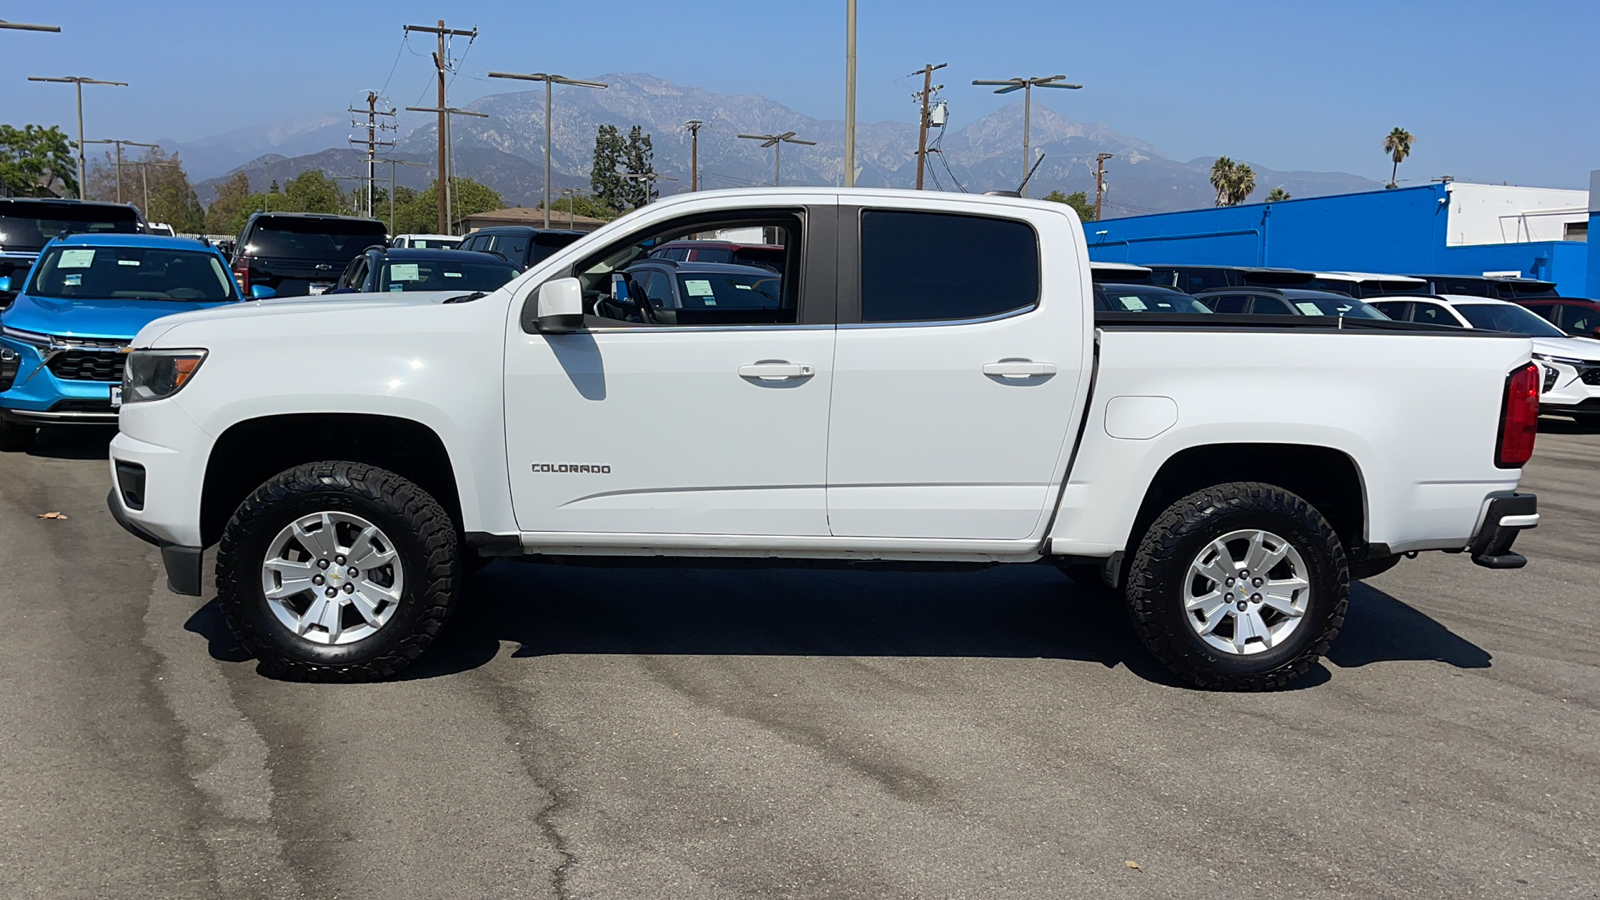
[1141,264,1316,295]
[0,198,143,302]
[457,227,585,270]
[1193,287,1390,319]
[230,212,388,298]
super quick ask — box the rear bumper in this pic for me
[1468,492,1538,569]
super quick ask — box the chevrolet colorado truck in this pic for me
[106,188,1542,690]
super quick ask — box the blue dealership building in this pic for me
[1084,174,1597,297]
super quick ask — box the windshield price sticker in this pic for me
[1118,295,1148,311]
[59,249,95,269]
[390,263,421,282]
[1296,302,1322,315]
[684,279,714,297]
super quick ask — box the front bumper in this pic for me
[106,488,205,595]
[0,334,120,424]
[1537,359,1600,412]
[1468,492,1538,569]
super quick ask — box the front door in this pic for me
[504,201,837,538]
[825,201,1089,541]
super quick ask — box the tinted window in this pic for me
[246,217,387,260]
[1179,270,1233,294]
[1281,294,1390,319]
[1562,305,1600,336]
[1204,294,1250,314]
[528,232,584,267]
[860,210,1037,323]
[1097,285,1210,313]
[1251,295,1296,315]
[1410,302,1459,326]
[674,269,782,310]
[0,203,141,252]
[1454,303,1566,337]
[27,246,235,302]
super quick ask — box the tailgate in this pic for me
[247,257,349,297]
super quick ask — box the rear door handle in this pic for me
[983,360,1057,379]
[739,362,815,381]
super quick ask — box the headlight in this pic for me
[1532,353,1585,366]
[122,349,207,403]
[1,325,52,347]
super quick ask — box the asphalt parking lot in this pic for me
[0,424,1594,900]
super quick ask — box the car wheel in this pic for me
[216,461,458,681]
[0,418,35,452]
[1125,481,1347,691]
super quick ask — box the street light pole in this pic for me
[737,132,816,187]
[0,19,61,31]
[972,75,1082,197]
[27,76,128,198]
[843,0,856,187]
[404,105,488,233]
[488,71,608,228]
[83,139,157,206]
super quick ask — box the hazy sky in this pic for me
[2,0,1595,188]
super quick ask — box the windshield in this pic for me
[26,246,235,302]
[1455,303,1566,337]
[675,271,782,309]
[378,259,519,293]
[1285,295,1390,319]
[245,217,387,260]
[409,237,459,250]
[1098,285,1211,313]
[0,207,141,253]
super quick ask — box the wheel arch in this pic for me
[1126,442,1370,560]
[200,413,464,547]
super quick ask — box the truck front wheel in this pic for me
[1125,482,1347,691]
[216,461,458,681]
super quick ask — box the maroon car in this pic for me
[1516,297,1600,340]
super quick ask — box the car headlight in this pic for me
[122,349,207,403]
[1,325,53,347]
[1532,353,1585,366]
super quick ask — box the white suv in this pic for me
[1373,294,1600,419]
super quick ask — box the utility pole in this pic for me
[843,0,856,187]
[737,132,816,187]
[489,71,608,229]
[349,91,396,217]
[682,120,705,191]
[378,158,431,235]
[911,62,947,190]
[404,20,477,232]
[83,139,157,205]
[972,75,1082,197]
[1094,153,1113,221]
[27,76,127,198]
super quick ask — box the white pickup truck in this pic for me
[106,188,1542,690]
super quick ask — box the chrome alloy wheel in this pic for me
[260,511,404,646]
[1183,529,1310,656]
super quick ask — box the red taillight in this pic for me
[1496,362,1540,468]
[232,260,249,294]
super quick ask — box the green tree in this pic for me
[590,124,627,213]
[538,191,622,224]
[0,124,78,198]
[394,178,504,234]
[1265,187,1290,203]
[1209,157,1256,207]
[620,126,656,209]
[85,148,205,231]
[205,172,253,235]
[282,170,346,214]
[1042,189,1096,222]
[1382,127,1414,189]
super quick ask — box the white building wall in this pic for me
[1444,182,1589,246]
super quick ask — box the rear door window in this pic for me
[1411,302,1459,327]
[1204,293,1250,314]
[859,210,1038,323]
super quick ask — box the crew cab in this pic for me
[107,188,1542,690]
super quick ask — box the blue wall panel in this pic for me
[1085,183,1591,296]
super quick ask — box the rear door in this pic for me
[825,200,1090,541]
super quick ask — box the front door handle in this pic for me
[983,360,1057,379]
[738,362,815,381]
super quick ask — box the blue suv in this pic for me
[0,234,241,450]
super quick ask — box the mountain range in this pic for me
[180,73,1382,218]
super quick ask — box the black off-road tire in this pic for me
[1125,482,1347,691]
[216,461,458,682]
[0,418,36,452]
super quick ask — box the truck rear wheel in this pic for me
[1125,482,1347,691]
[216,461,458,682]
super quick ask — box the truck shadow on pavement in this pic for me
[18,425,117,460]
[186,561,1492,689]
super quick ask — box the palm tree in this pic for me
[1266,187,1290,202]
[1229,164,1256,206]
[1383,127,1414,189]
[1210,157,1235,207]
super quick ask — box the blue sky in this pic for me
[2,0,1595,188]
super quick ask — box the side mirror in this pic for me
[249,285,277,300]
[530,277,584,333]
[0,276,11,293]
